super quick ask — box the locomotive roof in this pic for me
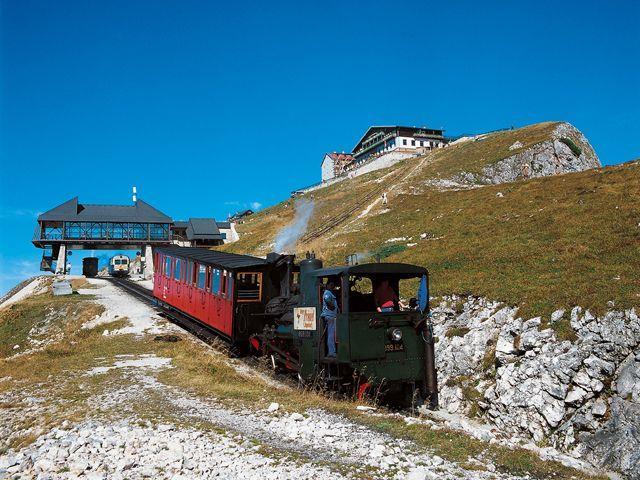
[155,246,268,270]
[312,262,428,278]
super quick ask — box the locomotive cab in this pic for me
[290,261,437,407]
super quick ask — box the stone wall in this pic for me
[431,296,640,478]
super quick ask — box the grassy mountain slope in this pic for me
[222,123,639,317]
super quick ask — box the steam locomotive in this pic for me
[153,246,438,407]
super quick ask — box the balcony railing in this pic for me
[33,222,171,243]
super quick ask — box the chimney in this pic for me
[132,186,137,204]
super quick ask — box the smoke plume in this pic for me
[274,199,314,253]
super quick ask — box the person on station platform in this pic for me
[321,280,339,357]
[375,279,398,312]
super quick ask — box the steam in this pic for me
[274,199,315,253]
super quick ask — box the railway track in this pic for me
[104,277,294,384]
[104,277,241,356]
[300,152,433,244]
[105,276,423,411]
[300,168,405,243]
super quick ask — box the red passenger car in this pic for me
[153,246,280,347]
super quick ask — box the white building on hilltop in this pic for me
[320,125,446,182]
[351,125,446,162]
[321,152,356,182]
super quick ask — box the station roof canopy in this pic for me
[172,218,231,240]
[184,218,222,241]
[38,197,172,223]
[155,246,268,270]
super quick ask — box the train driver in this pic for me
[374,279,398,313]
[321,280,339,358]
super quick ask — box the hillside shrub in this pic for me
[560,137,582,157]
[445,327,470,338]
[372,244,407,259]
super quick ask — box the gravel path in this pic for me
[0,277,530,479]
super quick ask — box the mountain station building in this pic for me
[321,125,446,182]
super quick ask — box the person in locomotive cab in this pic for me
[375,279,398,312]
[321,280,339,358]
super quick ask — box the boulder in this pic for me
[583,397,640,477]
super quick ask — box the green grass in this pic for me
[222,130,639,319]
[372,244,407,259]
[560,137,582,157]
[418,121,561,180]
[549,318,578,342]
[444,327,470,338]
[0,293,100,358]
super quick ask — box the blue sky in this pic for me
[0,0,639,294]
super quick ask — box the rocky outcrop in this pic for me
[455,122,601,185]
[432,297,640,478]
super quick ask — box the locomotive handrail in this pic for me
[368,316,388,328]
[368,312,420,328]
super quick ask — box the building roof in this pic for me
[230,209,254,220]
[185,218,222,241]
[172,221,188,229]
[38,197,172,223]
[155,246,268,270]
[352,125,445,154]
[321,152,355,166]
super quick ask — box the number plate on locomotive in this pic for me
[384,343,404,352]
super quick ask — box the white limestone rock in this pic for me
[591,398,608,417]
[450,123,600,186]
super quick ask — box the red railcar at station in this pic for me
[153,246,283,345]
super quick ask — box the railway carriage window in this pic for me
[226,272,233,299]
[205,266,212,292]
[237,272,262,302]
[212,269,221,295]
[186,261,193,285]
[188,261,197,285]
[165,257,171,278]
[220,270,227,297]
[197,265,206,289]
[174,259,181,281]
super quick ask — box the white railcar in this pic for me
[108,255,131,277]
